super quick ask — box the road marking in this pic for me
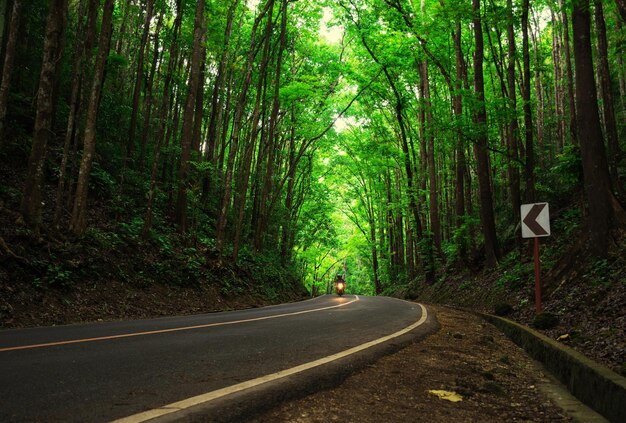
[0,297,359,353]
[112,303,428,423]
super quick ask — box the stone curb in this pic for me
[478,312,626,423]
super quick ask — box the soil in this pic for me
[408,236,626,377]
[0,278,286,328]
[250,306,572,423]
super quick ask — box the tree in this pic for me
[472,0,500,267]
[0,0,23,145]
[521,0,535,202]
[127,0,155,162]
[506,0,521,247]
[174,0,206,233]
[571,0,622,257]
[69,0,115,235]
[20,0,68,230]
[593,0,621,187]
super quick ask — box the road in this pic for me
[0,295,434,422]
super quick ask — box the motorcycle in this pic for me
[335,280,345,296]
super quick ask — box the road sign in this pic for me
[521,203,550,238]
[520,202,550,314]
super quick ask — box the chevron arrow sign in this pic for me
[521,203,550,238]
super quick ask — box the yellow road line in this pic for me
[112,303,427,423]
[0,297,359,352]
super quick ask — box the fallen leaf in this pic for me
[556,334,570,341]
[427,390,463,402]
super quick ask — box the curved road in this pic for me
[0,295,434,422]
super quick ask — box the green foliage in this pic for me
[584,258,611,287]
[550,145,583,192]
[119,217,145,239]
[106,53,129,73]
[444,215,480,264]
[32,260,74,290]
[3,0,623,313]
[553,207,581,237]
[89,163,116,197]
[496,253,532,289]
[86,227,124,249]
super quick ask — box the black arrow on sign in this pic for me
[523,203,548,236]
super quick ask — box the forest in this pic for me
[0,0,624,367]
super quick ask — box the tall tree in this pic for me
[252,0,289,254]
[571,0,620,256]
[453,20,468,263]
[0,0,22,145]
[127,0,155,162]
[54,0,99,225]
[506,0,521,247]
[204,0,241,202]
[143,0,183,238]
[472,0,500,267]
[615,0,626,23]
[215,0,273,256]
[69,0,115,235]
[593,0,621,187]
[521,0,535,202]
[20,0,68,230]
[174,0,205,233]
[561,0,578,145]
[420,61,441,255]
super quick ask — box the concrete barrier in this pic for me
[479,313,626,423]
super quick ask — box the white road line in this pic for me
[0,297,359,352]
[112,302,427,423]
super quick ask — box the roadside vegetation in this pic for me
[0,0,624,376]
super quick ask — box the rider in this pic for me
[334,274,346,292]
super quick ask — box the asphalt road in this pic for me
[0,295,433,422]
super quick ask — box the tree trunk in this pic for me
[203,0,240,203]
[453,21,468,264]
[561,0,578,145]
[174,0,205,233]
[253,0,288,254]
[530,7,546,168]
[551,7,566,152]
[20,0,68,230]
[54,0,99,224]
[280,107,297,265]
[420,61,441,255]
[0,0,22,145]
[506,0,522,248]
[215,0,273,256]
[138,12,163,173]
[522,0,535,203]
[593,0,621,188]
[126,0,155,162]
[68,0,114,235]
[472,0,500,267]
[615,0,626,23]
[572,0,617,257]
[192,49,206,154]
[142,3,182,238]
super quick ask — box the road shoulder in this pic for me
[251,305,599,422]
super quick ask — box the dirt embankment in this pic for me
[251,306,573,423]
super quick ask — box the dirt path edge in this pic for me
[477,310,626,423]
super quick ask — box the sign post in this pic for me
[521,203,550,313]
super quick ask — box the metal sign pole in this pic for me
[534,237,541,313]
[521,202,550,315]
